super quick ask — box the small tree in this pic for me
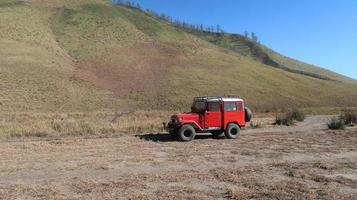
[199,24,204,31]
[251,32,258,43]
[244,31,249,38]
[112,0,123,4]
[125,0,132,6]
[216,24,221,33]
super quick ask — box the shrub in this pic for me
[274,114,294,126]
[274,109,305,126]
[289,109,305,122]
[327,117,345,130]
[339,111,357,126]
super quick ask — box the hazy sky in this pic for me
[125,0,357,79]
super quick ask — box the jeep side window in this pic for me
[207,102,220,112]
[191,101,206,113]
[224,102,237,111]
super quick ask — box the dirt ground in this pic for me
[0,115,357,200]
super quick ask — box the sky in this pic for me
[123,0,357,79]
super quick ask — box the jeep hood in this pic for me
[174,113,200,121]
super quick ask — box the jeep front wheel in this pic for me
[225,123,240,139]
[178,125,196,142]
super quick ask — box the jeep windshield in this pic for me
[191,100,206,113]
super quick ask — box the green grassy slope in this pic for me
[1,0,357,113]
[0,1,122,112]
[188,31,356,83]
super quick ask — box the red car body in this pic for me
[167,96,249,134]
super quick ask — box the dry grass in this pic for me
[0,110,173,138]
[249,120,262,128]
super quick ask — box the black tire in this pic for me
[244,107,252,122]
[225,123,240,139]
[211,130,223,138]
[178,125,196,142]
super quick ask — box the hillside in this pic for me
[187,30,356,83]
[1,0,357,113]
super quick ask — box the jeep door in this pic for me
[204,101,222,129]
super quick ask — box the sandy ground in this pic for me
[0,116,357,200]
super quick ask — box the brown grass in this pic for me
[0,110,173,139]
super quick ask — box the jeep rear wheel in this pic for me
[178,125,196,142]
[225,123,240,139]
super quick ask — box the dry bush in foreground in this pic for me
[326,109,357,130]
[274,109,305,126]
[327,117,345,130]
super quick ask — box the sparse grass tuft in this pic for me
[249,121,262,129]
[327,117,345,130]
[225,187,252,200]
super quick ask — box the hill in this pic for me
[1,0,357,113]
[186,30,356,83]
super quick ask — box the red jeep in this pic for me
[166,96,252,141]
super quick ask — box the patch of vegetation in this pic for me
[0,1,23,8]
[275,114,295,126]
[0,111,171,138]
[274,109,305,126]
[339,110,357,126]
[289,109,306,122]
[186,32,336,81]
[327,117,345,130]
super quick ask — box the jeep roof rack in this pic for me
[194,96,242,102]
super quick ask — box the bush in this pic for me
[289,109,305,122]
[274,114,294,126]
[339,111,357,126]
[327,117,345,130]
[274,109,305,126]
